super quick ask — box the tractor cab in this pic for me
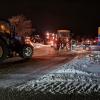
[0,19,15,38]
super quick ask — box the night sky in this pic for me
[0,0,100,38]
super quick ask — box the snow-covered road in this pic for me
[16,51,100,94]
[0,46,77,88]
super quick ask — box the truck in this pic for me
[0,19,33,62]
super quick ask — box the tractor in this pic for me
[0,19,33,62]
[54,30,71,50]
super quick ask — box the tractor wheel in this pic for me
[0,40,8,62]
[20,44,33,59]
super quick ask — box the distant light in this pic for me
[52,36,55,39]
[46,32,50,36]
[87,40,90,43]
[93,40,96,43]
[52,33,55,36]
[0,25,5,30]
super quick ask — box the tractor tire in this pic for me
[0,40,8,62]
[19,44,33,59]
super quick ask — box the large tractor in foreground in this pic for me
[0,19,33,62]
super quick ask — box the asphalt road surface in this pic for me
[0,46,84,88]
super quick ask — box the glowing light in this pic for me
[0,25,5,30]
[52,33,54,36]
[46,36,49,39]
[87,40,90,43]
[93,40,96,43]
[52,36,55,39]
[55,38,57,41]
[98,27,100,35]
[46,32,50,36]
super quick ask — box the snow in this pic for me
[54,68,89,75]
[33,43,50,49]
[16,51,100,94]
